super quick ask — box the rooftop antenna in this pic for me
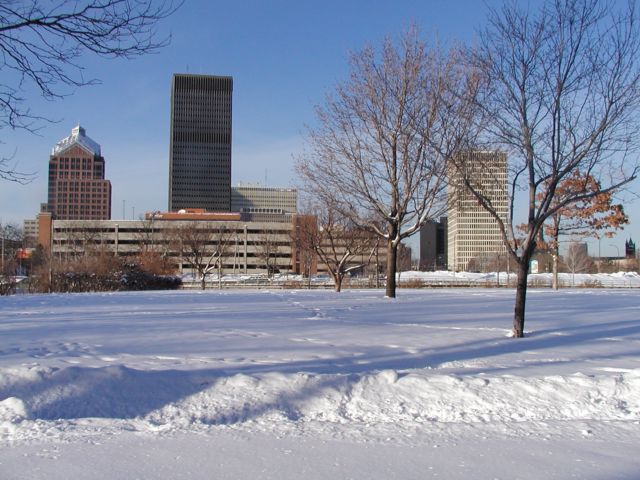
[264,169,268,186]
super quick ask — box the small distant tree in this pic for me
[23,244,48,293]
[1,222,27,294]
[256,229,282,278]
[171,222,231,289]
[562,242,594,285]
[136,249,176,276]
[309,204,376,293]
[291,215,318,288]
[135,214,174,275]
[1,221,22,269]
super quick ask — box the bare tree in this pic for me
[0,222,23,294]
[462,0,640,336]
[170,222,231,290]
[474,250,511,285]
[302,203,375,293]
[135,214,174,275]
[562,242,594,285]
[1,221,22,265]
[291,214,318,288]
[298,27,477,298]
[0,0,181,182]
[56,221,107,259]
[256,229,281,278]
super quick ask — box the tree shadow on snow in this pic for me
[2,314,638,424]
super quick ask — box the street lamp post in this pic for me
[609,244,621,272]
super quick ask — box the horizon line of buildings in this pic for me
[17,72,611,276]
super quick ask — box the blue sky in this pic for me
[0,0,637,257]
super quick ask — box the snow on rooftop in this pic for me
[51,125,101,157]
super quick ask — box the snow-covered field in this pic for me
[182,270,640,289]
[399,270,640,288]
[1,288,639,479]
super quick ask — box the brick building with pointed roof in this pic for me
[42,125,112,220]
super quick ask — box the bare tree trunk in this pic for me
[200,275,206,291]
[552,250,559,291]
[334,273,343,293]
[513,259,530,338]
[385,239,397,298]
[375,244,380,289]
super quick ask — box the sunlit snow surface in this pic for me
[1,288,639,479]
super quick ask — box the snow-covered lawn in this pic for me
[182,270,640,289]
[1,288,639,479]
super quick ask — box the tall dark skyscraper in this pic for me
[169,74,233,211]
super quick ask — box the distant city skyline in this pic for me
[0,0,637,257]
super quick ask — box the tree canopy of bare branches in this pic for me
[461,0,640,337]
[297,27,477,298]
[291,214,318,288]
[170,222,231,290]
[256,228,281,278]
[562,242,594,281]
[295,204,375,292]
[1,221,23,281]
[0,0,180,182]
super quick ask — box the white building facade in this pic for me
[231,185,297,214]
[447,151,509,272]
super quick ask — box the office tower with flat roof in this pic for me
[44,125,112,220]
[169,74,233,212]
[447,151,508,272]
[419,217,447,271]
[231,185,298,213]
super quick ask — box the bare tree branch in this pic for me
[0,0,181,135]
[0,148,34,183]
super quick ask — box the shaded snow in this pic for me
[1,288,640,478]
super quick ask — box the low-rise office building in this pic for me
[36,212,387,280]
[38,214,293,275]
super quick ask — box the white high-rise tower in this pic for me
[447,151,508,272]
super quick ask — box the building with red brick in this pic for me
[43,125,112,220]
